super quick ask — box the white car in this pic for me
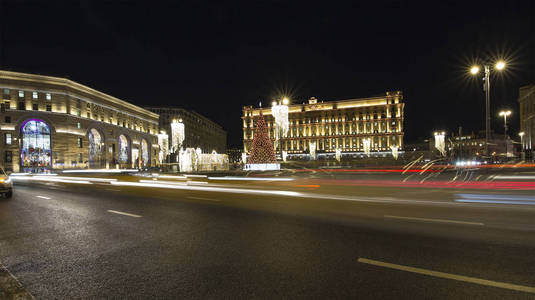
[0,167,13,198]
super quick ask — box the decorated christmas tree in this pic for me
[248,111,277,164]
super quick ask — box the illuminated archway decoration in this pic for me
[118,135,129,164]
[434,131,446,156]
[141,139,149,166]
[363,138,371,157]
[21,119,52,172]
[391,145,399,160]
[88,129,104,168]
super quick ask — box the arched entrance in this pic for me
[88,128,105,168]
[118,134,129,165]
[21,119,52,173]
[141,139,149,167]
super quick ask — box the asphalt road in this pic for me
[1,177,535,299]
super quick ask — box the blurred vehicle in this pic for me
[0,167,13,198]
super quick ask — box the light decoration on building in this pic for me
[390,145,399,160]
[170,119,185,152]
[282,150,288,162]
[179,148,229,172]
[241,152,247,164]
[271,99,289,151]
[363,138,371,157]
[309,141,316,160]
[335,148,341,162]
[157,131,169,163]
[434,131,446,156]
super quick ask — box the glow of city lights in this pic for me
[170,119,185,152]
[434,131,446,156]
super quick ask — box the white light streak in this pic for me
[207,176,293,181]
[62,169,138,173]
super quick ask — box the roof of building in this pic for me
[0,70,159,121]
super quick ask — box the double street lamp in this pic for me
[470,60,506,157]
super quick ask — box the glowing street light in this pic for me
[470,59,507,157]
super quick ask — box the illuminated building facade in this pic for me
[0,70,159,172]
[242,91,405,157]
[518,83,535,156]
[145,107,227,154]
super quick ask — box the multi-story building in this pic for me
[145,107,227,153]
[242,91,404,157]
[518,83,535,157]
[0,70,160,172]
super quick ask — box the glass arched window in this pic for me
[21,119,52,172]
[89,129,104,168]
[141,139,149,165]
[118,135,129,163]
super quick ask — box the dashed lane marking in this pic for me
[107,210,142,218]
[0,262,34,299]
[384,215,484,226]
[358,258,535,294]
[36,196,51,200]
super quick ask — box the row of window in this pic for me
[3,88,52,101]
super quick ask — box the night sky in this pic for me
[1,0,534,148]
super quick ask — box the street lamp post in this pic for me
[499,110,511,157]
[470,60,505,158]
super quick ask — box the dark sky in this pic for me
[1,0,534,148]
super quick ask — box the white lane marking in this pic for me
[105,188,121,192]
[358,258,535,294]
[107,210,142,218]
[36,195,51,200]
[384,215,484,226]
[187,196,220,202]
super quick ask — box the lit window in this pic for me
[18,90,24,98]
[3,88,9,95]
[77,122,81,129]
[46,93,51,100]
[5,133,12,145]
[32,92,38,99]
[78,138,83,148]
